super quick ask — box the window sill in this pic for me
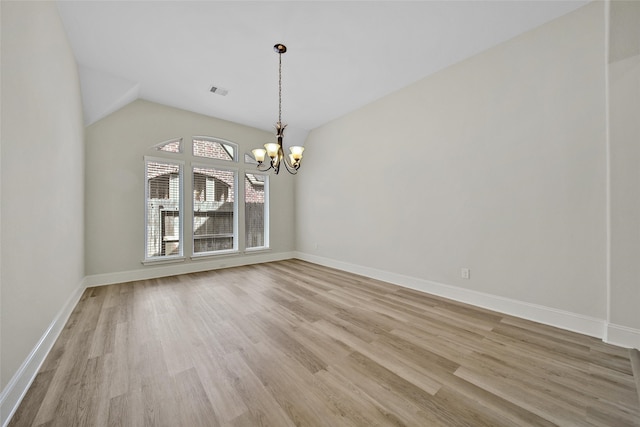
[244,247,271,254]
[142,256,186,266]
[143,248,271,265]
[191,249,239,261]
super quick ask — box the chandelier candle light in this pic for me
[252,44,304,174]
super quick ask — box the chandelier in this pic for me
[252,44,304,175]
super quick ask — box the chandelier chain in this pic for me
[278,51,282,124]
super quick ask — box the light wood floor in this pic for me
[9,260,640,426]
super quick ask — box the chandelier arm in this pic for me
[256,162,273,172]
[283,162,298,175]
[282,155,299,175]
[271,148,282,174]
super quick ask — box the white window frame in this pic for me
[143,156,185,263]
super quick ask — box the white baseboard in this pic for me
[294,252,609,341]
[0,281,86,427]
[605,323,640,349]
[84,251,296,288]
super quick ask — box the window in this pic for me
[193,137,236,161]
[154,138,182,153]
[193,166,237,254]
[145,158,183,260]
[245,173,268,249]
[145,138,269,263]
[244,153,258,165]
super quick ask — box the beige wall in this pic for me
[608,1,640,332]
[85,100,295,279]
[1,0,85,388]
[297,3,608,320]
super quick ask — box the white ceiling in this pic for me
[56,1,589,146]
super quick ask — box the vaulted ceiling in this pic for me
[56,1,589,146]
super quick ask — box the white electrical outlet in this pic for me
[461,268,470,279]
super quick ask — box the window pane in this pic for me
[155,138,182,153]
[193,138,236,161]
[244,153,258,165]
[245,173,267,249]
[193,167,236,253]
[146,160,182,258]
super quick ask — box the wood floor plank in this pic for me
[239,341,339,426]
[222,351,296,427]
[170,367,222,427]
[6,370,55,427]
[8,260,640,426]
[454,365,592,426]
[327,357,439,426]
[632,349,640,407]
[433,375,557,426]
[107,390,144,427]
[191,348,247,422]
[28,329,95,426]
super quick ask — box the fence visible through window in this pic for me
[193,167,236,253]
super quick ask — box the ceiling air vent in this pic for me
[209,86,228,96]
